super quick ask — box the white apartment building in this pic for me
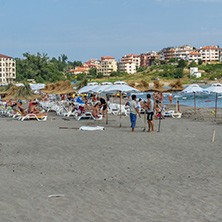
[97,56,117,77]
[0,54,16,83]
[187,51,202,63]
[119,54,140,74]
[198,46,219,62]
[175,45,193,60]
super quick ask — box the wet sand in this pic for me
[0,108,222,221]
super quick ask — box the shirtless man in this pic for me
[146,94,154,133]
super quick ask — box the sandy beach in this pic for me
[0,107,222,222]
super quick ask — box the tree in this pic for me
[174,68,184,78]
[169,58,178,63]
[15,52,66,83]
[189,60,197,68]
[198,59,203,65]
[97,72,104,78]
[178,59,187,68]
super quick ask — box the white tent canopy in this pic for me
[182,84,204,93]
[101,82,112,85]
[78,85,99,94]
[114,81,127,85]
[204,83,222,93]
[103,84,139,93]
[90,84,113,93]
[87,82,98,86]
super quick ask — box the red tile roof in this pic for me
[125,54,139,58]
[101,56,115,60]
[189,51,201,55]
[0,54,12,58]
[201,45,218,50]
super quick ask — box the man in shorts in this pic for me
[146,94,154,133]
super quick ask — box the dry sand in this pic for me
[0,107,222,222]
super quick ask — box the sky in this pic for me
[1,0,222,62]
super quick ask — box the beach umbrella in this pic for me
[150,80,167,92]
[103,84,139,127]
[182,84,204,114]
[167,80,185,92]
[114,81,127,85]
[77,82,99,94]
[135,80,152,92]
[4,83,41,101]
[101,82,112,85]
[204,83,222,118]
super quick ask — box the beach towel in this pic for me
[79,126,105,131]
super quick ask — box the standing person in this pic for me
[98,96,107,118]
[168,94,173,104]
[146,94,154,133]
[130,95,141,132]
[177,100,180,113]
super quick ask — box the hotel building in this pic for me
[119,54,140,74]
[0,54,16,83]
[97,56,117,77]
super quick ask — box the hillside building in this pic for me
[119,54,140,74]
[97,56,117,77]
[0,54,16,83]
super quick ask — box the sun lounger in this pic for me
[18,113,48,121]
[172,112,182,118]
[75,111,102,121]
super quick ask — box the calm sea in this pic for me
[134,85,222,108]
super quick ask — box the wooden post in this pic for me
[120,91,122,127]
[194,92,196,114]
[215,93,218,119]
[106,94,108,125]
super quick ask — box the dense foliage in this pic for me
[15,52,82,83]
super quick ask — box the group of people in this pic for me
[67,95,108,118]
[129,93,167,133]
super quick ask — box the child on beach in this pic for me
[154,105,165,120]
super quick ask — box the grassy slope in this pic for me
[91,63,222,85]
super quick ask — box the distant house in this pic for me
[140,51,159,66]
[190,67,201,78]
[97,56,117,77]
[0,54,16,83]
[187,51,202,63]
[198,45,219,63]
[119,54,140,74]
[68,67,89,75]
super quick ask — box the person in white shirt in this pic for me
[130,95,141,132]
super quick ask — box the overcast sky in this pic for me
[1,0,222,61]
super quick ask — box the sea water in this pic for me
[134,85,222,108]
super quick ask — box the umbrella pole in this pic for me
[194,92,196,115]
[106,94,108,125]
[215,92,218,119]
[120,91,122,127]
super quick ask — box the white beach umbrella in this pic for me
[182,84,204,93]
[78,85,99,94]
[204,83,222,118]
[204,83,222,93]
[90,84,113,94]
[182,84,204,114]
[103,84,139,127]
[87,82,98,86]
[101,82,112,85]
[114,81,127,85]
